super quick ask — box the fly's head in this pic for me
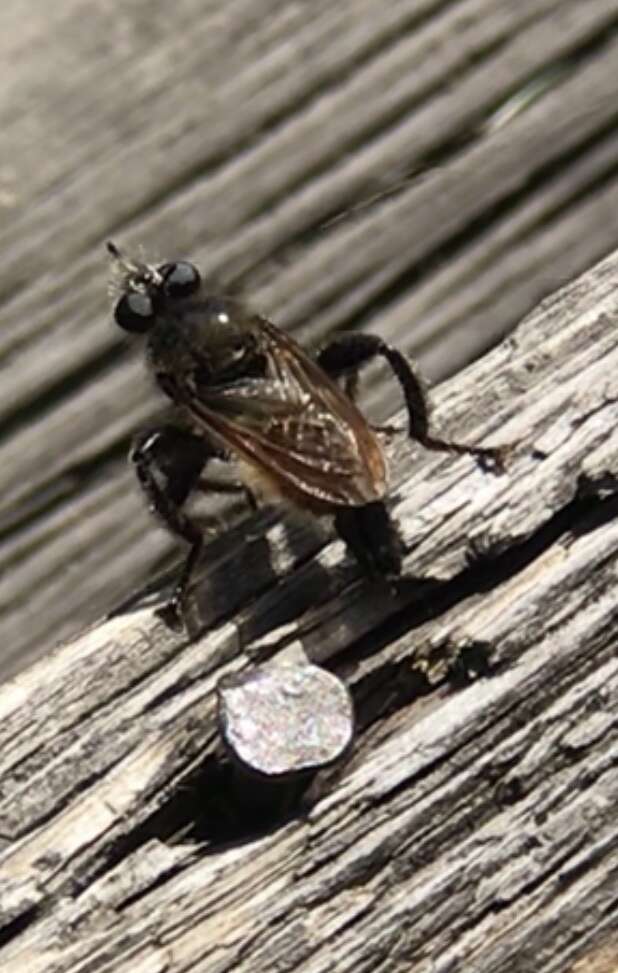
[108,240,201,337]
[107,242,264,394]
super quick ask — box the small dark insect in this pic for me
[107,242,507,629]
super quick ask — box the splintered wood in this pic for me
[0,250,616,972]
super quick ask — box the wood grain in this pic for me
[1,0,618,671]
[0,248,616,971]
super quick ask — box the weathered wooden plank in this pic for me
[1,0,618,670]
[0,249,616,971]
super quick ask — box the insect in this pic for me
[108,242,507,629]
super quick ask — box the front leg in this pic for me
[131,424,222,629]
[317,333,508,473]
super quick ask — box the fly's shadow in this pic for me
[108,497,337,645]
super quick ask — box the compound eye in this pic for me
[114,292,155,333]
[160,261,201,299]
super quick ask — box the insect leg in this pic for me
[131,424,222,629]
[317,334,507,472]
[334,501,404,579]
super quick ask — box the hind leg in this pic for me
[317,333,508,473]
[334,501,404,580]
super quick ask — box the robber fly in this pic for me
[108,242,507,629]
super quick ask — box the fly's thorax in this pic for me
[147,295,266,390]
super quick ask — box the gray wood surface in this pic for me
[0,249,616,972]
[1,1,618,673]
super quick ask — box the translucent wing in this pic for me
[185,319,386,508]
